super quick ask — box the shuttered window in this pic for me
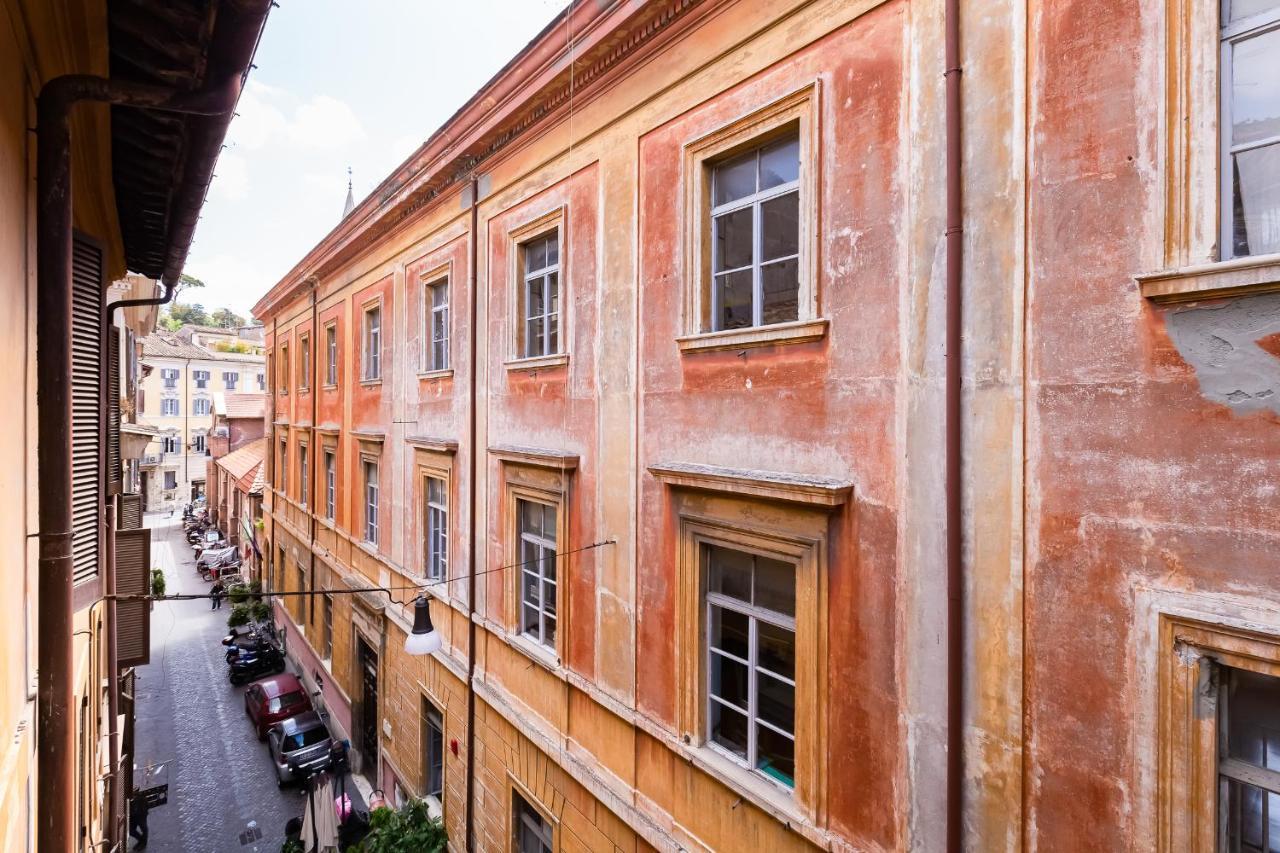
[107,332,121,495]
[71,235,103,586]
[115,527,151,667]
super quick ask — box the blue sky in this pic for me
[183,0,565,319]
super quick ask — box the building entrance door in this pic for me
[356,636,378,783]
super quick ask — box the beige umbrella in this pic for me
[301,775,340,853]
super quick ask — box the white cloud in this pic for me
[226,81,365,153]
[211,151,249,202]
[288,95,366,150]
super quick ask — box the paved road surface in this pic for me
[132,516,304,852]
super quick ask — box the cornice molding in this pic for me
[648,461,853,508]
[253,0,715,319]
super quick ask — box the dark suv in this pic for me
[266,711,333,785]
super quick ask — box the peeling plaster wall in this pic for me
[1021,0,1280,850]
[1166,294,1280,414]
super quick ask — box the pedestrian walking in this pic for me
[210,579,225,610]
[129,790,149,849]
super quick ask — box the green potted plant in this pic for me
[353,798,447,853]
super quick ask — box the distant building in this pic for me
[138,331,266,510]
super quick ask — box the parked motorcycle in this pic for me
[196,546,237,571]
[228,642,287,684]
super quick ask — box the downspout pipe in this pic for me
[308,278,319,655]
[37,75,240,853]
[464,176,480,853]
[944,0,964,849]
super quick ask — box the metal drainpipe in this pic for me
[944,0,965,848]
[464,176,480,853]
[36,74,237,853]
[101,282,177,848]
[308,279,319,660]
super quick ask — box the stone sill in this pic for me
[504,352,569,372]
[417,368,454,381]
[648,460,852,507]
[676,318,828,353]
[1138,253,1280,303]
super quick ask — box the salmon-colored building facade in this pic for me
[253,1,1280,850]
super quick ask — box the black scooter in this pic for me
[228,642,286,685]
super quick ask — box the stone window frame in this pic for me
[419,692,446,818]
[298,331,311,390]
[323,321,339,388]
[493,447,576,665]
[417,260,453,378]
[504,206,571,372]
[679,82,825,353]
[355,433,384,550]
[1158,614,1280,851]
[277,430,290,500]
[320,436,338,523]
[1139,1,1280,302]
[417,458,451,588]
[298,438,310,510]
[509,776,557,853]
[361,297,383,384]
[650,462,849,823]
[279,342,290,395]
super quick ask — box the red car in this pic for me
[244,673,312,740]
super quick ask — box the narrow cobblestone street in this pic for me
[132,516,301,853]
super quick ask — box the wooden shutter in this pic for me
[107,331,121,495]
[118,493,143,530]
[71,234,104,586]
[115,527,151,668]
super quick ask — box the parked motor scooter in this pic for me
[228,642,286,684]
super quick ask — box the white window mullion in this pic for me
[747,613,758,771]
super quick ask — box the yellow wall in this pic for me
[1,0,128,848]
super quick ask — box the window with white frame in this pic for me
[193,369,210,389]
[325,324,337,385]
[192,397,211,415]
[192,432,207,454]
[161,398,179,417]
[363,459,379,544]
[163,470,177,490]
[279,438,288,494]
[299,444,309,508]
[256,372,265,390]
[425,476,447,581]
[513,792,553,853]
[223,370,238,390]
[321,593,333,661]
[299,334,311,389]
[363,306,381,380]
[709,135,800,330]
[520,233,560,358]
[421,697,444,803]
[426,279,449,371]
[161,368,179,389]
[704,543,796,789]
[517,499,557,648]
[1222,2,1280,259]
[279,344,290,394]
[162,432,180,454]
[324,450,336,520]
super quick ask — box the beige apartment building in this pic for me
[138,332,266,510]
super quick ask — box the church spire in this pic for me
[343,166,355,218]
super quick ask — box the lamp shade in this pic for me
[404,595,442,656]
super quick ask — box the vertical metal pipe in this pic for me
[36,72,245,853]
[944,0,965,849]
[464,176,480,853]
[35,80,77,853]
[104,499,120,846]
